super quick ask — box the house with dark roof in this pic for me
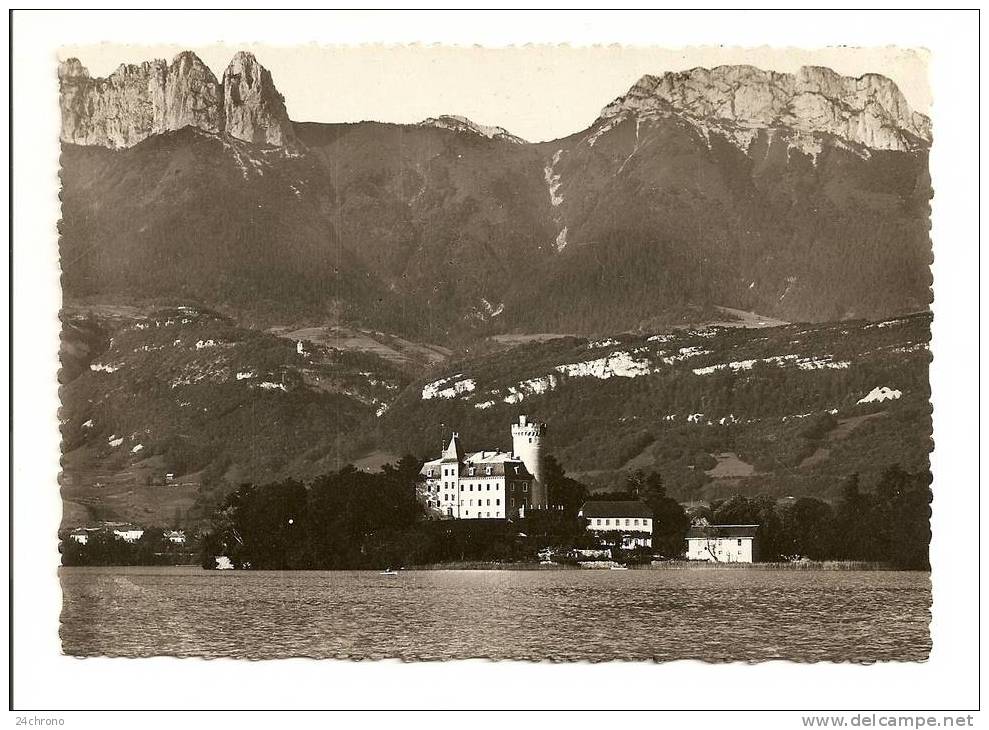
[685,524,760,563]
[578,500,654,548]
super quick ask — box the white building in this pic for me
[68,527,101,545]
[66,524,147,545]
[685,524,759,563]
[112,527,145,543]
[578,501,654,548]
[419,416,547,519]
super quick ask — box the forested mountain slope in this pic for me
[380,314,932,503]
[60,54,932,340]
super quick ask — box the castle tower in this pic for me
[511,415,547,509]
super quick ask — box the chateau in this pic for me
[419,416,547,519]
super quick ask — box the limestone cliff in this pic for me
[59,51,293,148]
[418,115,526,144]
[599,65,931,152]
[221,51,295,147]
[162,51,224,134]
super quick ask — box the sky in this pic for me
[59,44,930,143]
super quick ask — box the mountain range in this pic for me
[57,50,933,528]
[60,51,932,340]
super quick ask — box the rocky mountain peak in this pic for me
[418,115,526,144]
[222,51,295,147]
[58,50,294,149]
[57,57,89,81]
[163,52,223,136]
[599,64,931,152]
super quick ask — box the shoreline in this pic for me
[407,560,904,572]
[61,560,920,572]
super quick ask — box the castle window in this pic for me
[625,519,630,526]
[469,467,475,476]
[496,499,500,506]
[486,499,490,506]
[605,519,610,526]
[738,539,743,546]
[485,467,492,476]
[460,485,464,492]
[486,484,491,491]
[633,519,639,526]
[522,484,528,492]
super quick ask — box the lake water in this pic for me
[60,566,931,662]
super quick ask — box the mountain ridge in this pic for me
[56,51,934,537]
[418,115,527,144]
[59,51,294,149]
[597,65,931,153]
[60,52,929,152]
[58,52,933,340]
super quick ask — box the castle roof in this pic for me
[579,500,653,519]
[442,433,465,462]
[463,458,533,479]
[421,418,540,478]
[685,524,759,539]
[465,450,518,464]
[420,450,534,479]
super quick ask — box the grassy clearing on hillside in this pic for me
[272,325,452,368]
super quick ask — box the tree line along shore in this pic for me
[60,456,931,571]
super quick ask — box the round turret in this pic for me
[511,415,547,509]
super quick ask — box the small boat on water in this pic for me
[609,565,629,571]
[380,568,399,576]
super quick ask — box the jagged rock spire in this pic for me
[58,50,294,149]
[222,51,295,147]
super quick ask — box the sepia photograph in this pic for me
[9,8,982,719]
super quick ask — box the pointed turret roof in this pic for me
[442,432,465,462]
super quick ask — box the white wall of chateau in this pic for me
[687,537,755,563]
[424,473,531,519]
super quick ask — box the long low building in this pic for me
[685,524,760,563]
[578,500,654,548]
